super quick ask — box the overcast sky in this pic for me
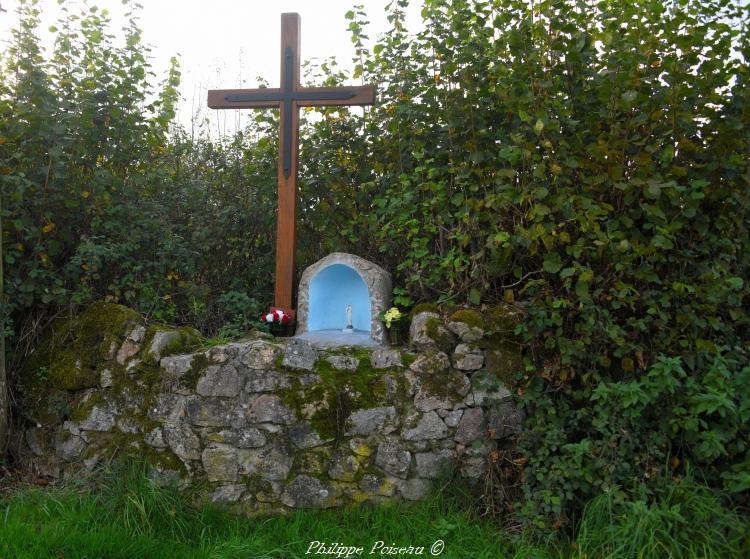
[0,0,424,134]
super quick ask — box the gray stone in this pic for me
[239,341,282,370]
[245,371,290,393]
[345,406,397,436]
[209,428,266,449]
[149,330,181,360]
[295,253,392,345]
[447,321,484,343]
[290,423,324,449]
[62,420,80,436]
[452,344,484,371]
[359,474,398,497]
[409,312,456,352]
[443,409,464,427]
[281,339,318,371]
[370,348,402,369]
[326,355,360,371]
[327,452,359,482]
[470,370,512,407]
[148,393,186,421]
[187,397,244,427]
[196,364,242,398]
[160,354,194,383]
[116,340,140,365]
[460,457,486,479]
[247,394,295,425]
[399,478,432,501]
[100,368,113,388]
[211,484,246,504]
[409,352,450,374]
[238,444,293,481]
[163,422,201,461]
[282,475,333,508]
[402,411,448,441]
[55,433,85,462]
[454,408,486,444]
[415,450,454,479]
[144,427,166,448]
[414,389,456,413]
[127,324,147,343]
[79,404,116,432]
[205,342,247,364]
[487,399,525,439]
[375,439,411,479]
[148,467,182,487]
[202,446,238,482]
[116,418,140,434]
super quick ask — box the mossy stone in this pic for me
[449,309,484,329]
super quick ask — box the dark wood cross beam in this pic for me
[208,13,375,315]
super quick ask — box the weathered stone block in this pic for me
[370,348,402,369]
[415,450,454,479]
[186,397,243,427]
[208,427,267,449]
[327,451,360,482]
[452,344,484,371]
[454,408,486,444]
[281,339,318,370]
[290,423,324,449]
[148,331,181,361]
[375,439,411,479]
[409,351,450,375]
[148,393,186,421]
[470,370,512,407]
[79,404,116,432]
[244,371,290,393]
[211,484,246,504]
[239,341,282,370]
[196,364,242,398]
[160,354,194,384]
[345,406,397,436]
[409,312,456,352]
[399,478,431,501]
[327,355,360,371]
[247,394,295,425]
[238,444,292,481]
[402,411,448,441]
[163,422,201,461]
[202,446,238,482]
[359,474,398,497]
[281,475,333,508]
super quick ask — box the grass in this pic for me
[0,461,747,559]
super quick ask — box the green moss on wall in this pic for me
[449,309,484,329]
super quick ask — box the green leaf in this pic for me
[543,252,563,274]
[468,288,481,305]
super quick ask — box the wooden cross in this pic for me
[207,13,375,316]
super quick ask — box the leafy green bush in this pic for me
[518,354,750,528]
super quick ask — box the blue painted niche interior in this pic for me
[308,264,371,332]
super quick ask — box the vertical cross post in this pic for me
[208,13,375,318]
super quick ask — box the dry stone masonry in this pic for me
[16,302,525,514]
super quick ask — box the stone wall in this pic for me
[15,303,524,513]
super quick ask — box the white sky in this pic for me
[0,0,424,135]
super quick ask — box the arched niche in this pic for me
[296,253,391,345]
[309,264,371,332]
